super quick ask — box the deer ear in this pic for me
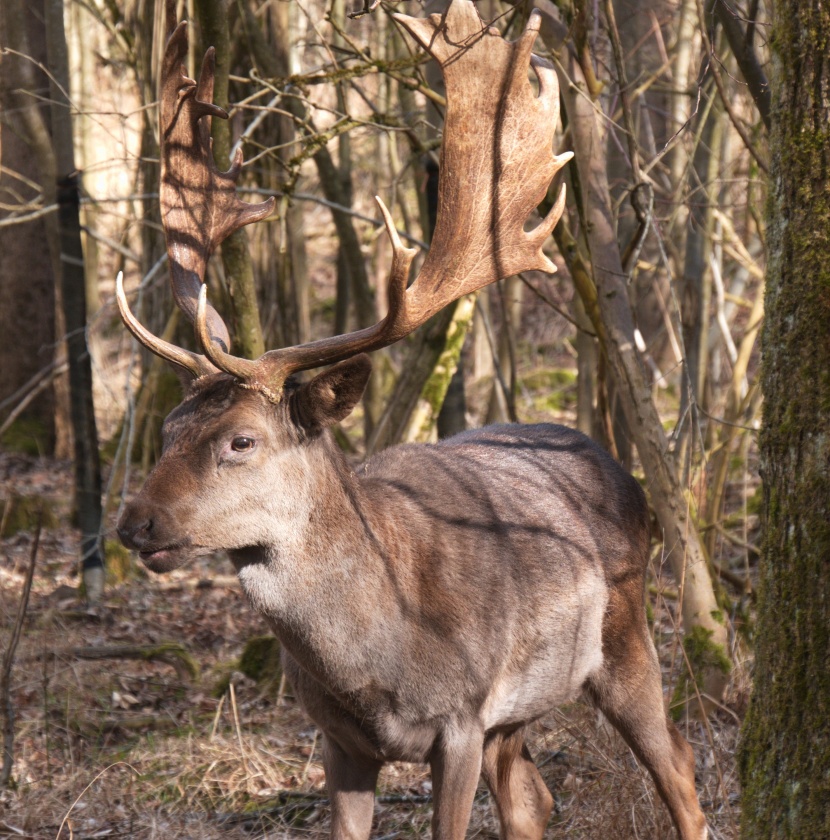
[291,354,372,434]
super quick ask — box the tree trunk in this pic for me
[239,0,308,348]
[194,0,264,360]
[403,295,476,444]
[738,1,830,834]
[0,2,57,453]
[44,0,104,599]
[485,277,522,425]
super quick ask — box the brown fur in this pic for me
[118,361,707,840]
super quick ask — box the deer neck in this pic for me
[227,435,402,684]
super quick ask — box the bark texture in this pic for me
[0,3,56,449]
[45,0,104,592]
[738,2,830,835]
[194,0,265,360]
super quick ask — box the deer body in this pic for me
[119,368,707,839]
[116,3,708,836]
[235,421,620,763]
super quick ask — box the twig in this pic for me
[711,557,753,595]
[712,523,760,558]
[0,363,69,439]
[229,683,251,781]
[518,273,592,334]
[474,297,517,423]
[696,404,759,432]
[209,693,226,742]
[0,358,66,414]
[696,0,768,174]
[29,643,199,682]
[301,728,318,784]
[1,512,42,788]
[55,762,138,839]
[709,252,739,365]
[603,0,641,183]
[0,500,10,541]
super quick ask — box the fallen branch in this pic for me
[712,558,753,596]
[97,715,183,733]
[30,643,199,682]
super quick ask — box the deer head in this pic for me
[117,0,571,569]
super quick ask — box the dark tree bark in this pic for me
[44,0,104,597]
[0,3,56,451]
[738,1,830,835]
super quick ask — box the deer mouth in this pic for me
[139,545,190,573]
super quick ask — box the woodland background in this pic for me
[0,0,827,837]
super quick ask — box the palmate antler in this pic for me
[118,0,274,377]
[118,0,571,399]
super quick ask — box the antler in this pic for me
[119,0,570,398]
[194,0,571,396]
[118,0,274,371]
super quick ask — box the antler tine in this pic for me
[195,285,258,382]
[222,0,570,397]
[116,273,216,379]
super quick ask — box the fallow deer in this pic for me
[116,2,708,838]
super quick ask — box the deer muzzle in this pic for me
[117,500,191,573]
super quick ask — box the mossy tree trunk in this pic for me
[194,0,265,360]
[738,2,830,835]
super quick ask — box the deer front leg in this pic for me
[322,735,382,840]
[429,726,485,840]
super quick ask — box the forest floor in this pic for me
[0,446,751,840]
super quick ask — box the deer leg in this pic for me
[481,731,553,840]
[321,735,382,840]
[429,727,485,840]
[588,633,708,840]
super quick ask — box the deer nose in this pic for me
[117,512,153,550]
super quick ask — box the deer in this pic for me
[115,2,708,838]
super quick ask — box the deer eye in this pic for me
[230,435,256,453]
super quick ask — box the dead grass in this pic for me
[1,451,747,839]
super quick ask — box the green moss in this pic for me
[0,416,51,456]
[520,368,577,390]
[215,635,283,697]
[729,454,745,472]
[523,368,577,413]
[746,485,763,516]
[105,539,141,584]
[141,643,200,681]
[1,494,58,537]
[238,635,282,685]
